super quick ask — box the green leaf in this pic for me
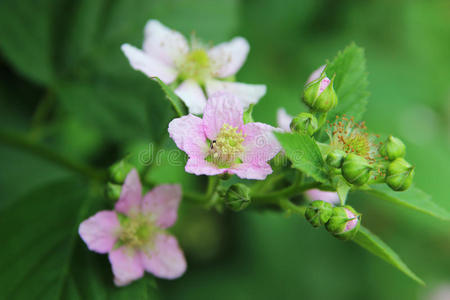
[0,179,159,299]
[363,185,450,221]
[152,78,188,117]
[325,43,369,121]
[353,226,424,285]
[275,133,328,183]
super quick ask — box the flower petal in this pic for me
[141,233,186,279]
[174,79,207,115]
[277,108,293,132]
[228,162,272,180]
[208,37,249,78]
[306,64,326,85]
[143,19,189,67]
[305,189,340,205]
[205,79,266,109]
[121,44,177,84]
[203,92,244,140]
[142,185,182,228]
[115,169,142,216]
[109,247,144,286]
[185,157,224,176]
[241,122,281,164]
[78,210,120,254]
[168,114,207,158]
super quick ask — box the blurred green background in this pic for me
[0,0,449,299]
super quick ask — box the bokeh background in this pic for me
[0,0,449,299]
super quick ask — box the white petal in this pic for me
[277,108,293,132]
[208,37,249,78]
[121,44,178,84]
[143,20,189,66]
[205,79,266,109]
[174,79,207,115]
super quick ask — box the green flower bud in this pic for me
[341,153,372,186]
[380,135,406,161]
[325,206,361,240]
[109,160,134,184]
[105,182,122,201]
[290,112,318,136]
[326,149,346,168]
[303,74,338,112]
[225,183,251,211]
[386,158,414,191]
[305,200,333,227]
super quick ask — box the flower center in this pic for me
[327,115,380,163]
[206,124,245,168]
[118,214,156,248]
[178,49,211,82]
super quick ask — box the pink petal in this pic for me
[205,79,266,109]
[318,77,331,94]
[140,233,186,279]
[305,189,340,205]
[79,210,120,254]
[228,162,272,180]
[241,122,281,165]
[121,44,178,84]
[174,79,207,115]
[115,169,142,216]
[208,37,249,78]
[306,64,326,85]
[344,208,358,231]
[277,108,293,132]
[142,185,182,229]
[185,157,225,176]
[168,114,208,158]
[143,19,189,67]
[203,92,244,140]
[109,247,145,286]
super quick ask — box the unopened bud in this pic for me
[303,73,338,112]
[380,135,406,161]
[386,158,414,191]
[305,200,333,227]
[225,183,251,211]
[290,112,318,136]
[105,182,122,201]
[325,206,361,240]
[109,160,134,184]
[326,149,346,168]
[342,154,372,186]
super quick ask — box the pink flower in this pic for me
[168,92,281,180]
[79,170,186,286]
[121,20,266,115]
[306,64,326,85]
[306,64,330,95]
[305,188,340,205]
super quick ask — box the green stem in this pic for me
[206,176,220,198]
[0,129,106,182]
[182,191,207,203]
[252,180,320,203]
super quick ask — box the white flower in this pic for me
[121,20,266,115]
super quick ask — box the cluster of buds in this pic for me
[325,116,414,191]
[106,159,135,200]
[305,201,361,241]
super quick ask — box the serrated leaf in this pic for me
[0,179,159,299]
[336,176,351,205]
[152,78,188,117]
[275,132,328,183]
[363,185,450,221]
[353,226,424,285]
[325,43,369,121]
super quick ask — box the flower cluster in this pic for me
[78,19,422,287]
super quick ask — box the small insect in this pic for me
[210,140,216,149]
